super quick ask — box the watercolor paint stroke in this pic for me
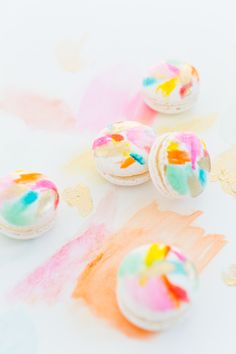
[72,202,226,338]
[77,66,157,132]
[0,90,77,131]
[156,113,218,135]
[8,191,116,304]
[211,145,236,197]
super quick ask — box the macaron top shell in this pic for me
[0,170,59,230]
[142,61,199,110]
[150,132,211,198]
[92,121,156,178]
[117,243,198,330]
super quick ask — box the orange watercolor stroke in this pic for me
[72,202,226,338]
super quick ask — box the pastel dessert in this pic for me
[92,121,156,186]
[149,132,211,198]
[116,243,198,331]
[142,60,199,113]
[0,170,59,240]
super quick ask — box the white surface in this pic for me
[0,1,236,353]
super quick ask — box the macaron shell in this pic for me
[0,170,59,240]
[96,166,150,186]
[142,61,199,113]
[148,134,175,197]
[117,285,190,331]
[117,243,198,331]
[0,215,56,240]
[93,121,156,185]
[152,132,210,198]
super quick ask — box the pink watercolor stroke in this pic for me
[8,190,117,304]
[77,66,157,131]
[8,223,107,304]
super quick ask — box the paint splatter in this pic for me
[211,145,236,197]
[156,113,218,135]
[72,202,226,338]
[62,184,93,217]
[0,90,76,131]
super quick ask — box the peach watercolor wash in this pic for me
[73,202,226,338]
[0,90,77,131]
[0,66,157,133]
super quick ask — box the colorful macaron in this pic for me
[92,121,156,186]
[116,243,198,331]
[0,170,59,240]
[149,132,211,198]
[142,60,199,113]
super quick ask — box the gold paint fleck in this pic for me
[63,148,95,174]
[156,113,218,135]
[211,145,236,197]
[62,184,93,217]
[56,34,88,73]
[223,264,236,286]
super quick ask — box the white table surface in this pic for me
[0,1,236,353]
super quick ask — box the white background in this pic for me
[0,1,236,353]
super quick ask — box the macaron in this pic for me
[0,170,59,240]
[92,121,156,186]
[142,60,199,113]
[117,243,198,331]
[149,132,211,198]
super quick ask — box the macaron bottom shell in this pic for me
[0,213,57,240]
[96,166,150,186]
[117,285,190,331]
[143,91,199,114]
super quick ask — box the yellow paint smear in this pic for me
[156,77,179,96]
[211,145,236,197]
[156,113,218,135]
[72,202,226,338]
[63,149,95,174]
[223,264,236,286]
[62,184,93,217]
